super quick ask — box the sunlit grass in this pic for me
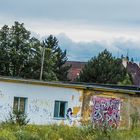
[0,124,140,140]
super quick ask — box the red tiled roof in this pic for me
[126,62,140,86]
[66,61,140,86]
[65,61,86,81]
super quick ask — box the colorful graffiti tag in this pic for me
[66,108,73,124]
[66,108,81,126]
[91,96,121,128]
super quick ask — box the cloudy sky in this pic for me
[0,0,140,61]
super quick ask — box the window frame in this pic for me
[53,100,68,119]
[13,97,28,114]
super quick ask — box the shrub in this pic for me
[130,111,139,130]
[4,110,30,126]
[0,129,16,140]
[0,123,139,139]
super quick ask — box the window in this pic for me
[13,97,27,113]
[54,101,68,118]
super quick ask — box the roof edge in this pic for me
[0,76,139,94]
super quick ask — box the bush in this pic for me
[4,110,30,126]
[130,111,139,130]
[0,123,139,139]
[0,129,16,140]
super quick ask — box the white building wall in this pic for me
[0,81,82,125]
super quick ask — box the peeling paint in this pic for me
[71,95,74,100]
[73,107,80,115]
[0,80,140,127]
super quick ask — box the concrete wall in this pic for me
[0,80,140,128]
[0,81,82,125]
[81,90,140,129]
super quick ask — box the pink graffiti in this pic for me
[92,96,120,128]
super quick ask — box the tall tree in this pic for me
[9,21,31,77]
[118,74,132,86]
[41,38,58,81]
[0,25,11,75]
[54,48,71,81]
[41,35,70,81]
[20,37,42,79]
[78,49,132,84]
[0,22,70,81]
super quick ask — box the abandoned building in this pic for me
[0,77,140,128]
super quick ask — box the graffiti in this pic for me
[43,108,51,117]
[31,99,38,104]
[92,96,121,128]
[66,108,73,124]
[29,105,39,113]
[66,107,81,126]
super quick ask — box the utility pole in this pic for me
[39,46,45,80]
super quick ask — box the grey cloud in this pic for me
[53,34,140,62]
[1,0,140,27]
[56,33,105,61]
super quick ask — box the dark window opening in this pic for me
[54,101,67,118]
[13,97,27,113]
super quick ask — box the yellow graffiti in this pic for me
[73,107,80,115]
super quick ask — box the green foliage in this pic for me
[9,21,31,77]
[4,110,30,126]
[41,35,70,81]
[0,124,139,140]
[118,74,132,86]
[0,22,70,81]
[54,48,71,81]
[0,129,16,140]
[130,110,139,130]
[0,25,11,76]
[78,49,132,84]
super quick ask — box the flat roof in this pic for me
[0,76,140,94]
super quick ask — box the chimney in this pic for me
[122,58,128,68]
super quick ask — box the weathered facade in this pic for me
[0,77,140,128]
[81,89,140,129]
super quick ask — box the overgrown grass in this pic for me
[0,124,140,140]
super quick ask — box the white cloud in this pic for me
[0,0,140,62]
[56,33,140,62]
[23,18,140,43]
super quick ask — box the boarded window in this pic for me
[13,97,27,113]
[54,101,68,118]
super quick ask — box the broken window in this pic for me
[13,97,28,113]
[54,101,68,118]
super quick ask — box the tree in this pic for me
[9,21,31,77]
[78,49,132,84]
[0,22,43,79]
[20,37,42,79]
[118,74,132,86]
[41,35,70,81]
[131,58,134,63]
[53,47,71,81]
[0,25,11,76]
[5,110,30,126]
[0,22,70,81]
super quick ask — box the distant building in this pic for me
[67,60,140,86]
[65,61,86,81]
[122,58,140,86]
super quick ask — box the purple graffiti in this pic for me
[92,96,121,128]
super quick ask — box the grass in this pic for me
[0,124,140,140]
